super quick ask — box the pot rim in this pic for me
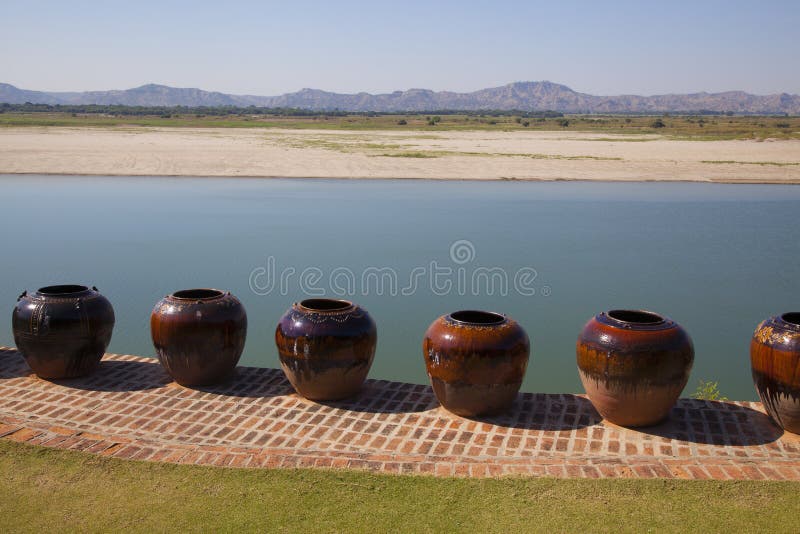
[168,288,227,301]
[35,284,92,296]
[599,309,673,330]
[446,309,508,326]
[778,312,800,330]
[296,298,355,313]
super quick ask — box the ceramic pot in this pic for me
[12,284,115,379]
[751,313,800,434]
[576,309,694,427]
[275,299,377,401]
[151,288,247,386]
[423,310,530,417]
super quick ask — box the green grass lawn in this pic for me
[0,440,796,533]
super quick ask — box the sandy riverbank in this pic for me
[0,126,798,182]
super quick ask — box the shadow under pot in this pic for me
[12,285,115,379]
[576,309,694,427]
[751,312,800,434]
[423,310,530,417]
[150,288,247,387]
[275,299,377,401]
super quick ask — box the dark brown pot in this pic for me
[423,310,530,417]
[151,288,247,386]
[576,309,694,427]
[12,285,115,379]
[275,299,377,401]
[751,313,800,434]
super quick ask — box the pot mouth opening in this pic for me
[171,288,225,300]
[37,284,90,296]
[448,310,506,325]
[299,298,353,312]
[781,312,800,326]
[607,309,665,325]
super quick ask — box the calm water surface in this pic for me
[2,175,799,400]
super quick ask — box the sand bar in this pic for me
[1,126,799,182]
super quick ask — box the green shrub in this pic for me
[691,380,728,401]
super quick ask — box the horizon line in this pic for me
[3,80,799,99]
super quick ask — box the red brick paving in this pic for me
[1,346,799,479]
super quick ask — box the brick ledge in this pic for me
[1,347,798,479]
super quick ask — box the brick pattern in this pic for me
[1,347,799,479]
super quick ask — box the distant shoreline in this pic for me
[1,126,799,184]
[3,172,799,185]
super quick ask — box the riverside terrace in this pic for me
[1,348,798,479]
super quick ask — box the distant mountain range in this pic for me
[2,81,799,114]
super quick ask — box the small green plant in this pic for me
[558,119,570,127]
[522,120,530,127]
[396,119,407,125]
[691,380,728,401]
[651,118,666,128]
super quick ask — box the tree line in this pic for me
[0,102,565,118]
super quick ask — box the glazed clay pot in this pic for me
[151,288,247,386]
[12,285,115,379]
[751,313,800,434]
[275,299,377,401]
[423,310,530,417]
[576,309,694,427]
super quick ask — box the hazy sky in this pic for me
[2,0,799,96]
